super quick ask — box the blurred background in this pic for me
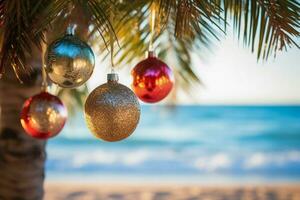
[45,35,300,185]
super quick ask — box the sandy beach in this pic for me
[45,182,300,200]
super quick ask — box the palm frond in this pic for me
[34,0,70,34]
[0,0,50,81]
[220,0,300,59]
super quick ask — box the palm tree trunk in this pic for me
[0,67,46,199]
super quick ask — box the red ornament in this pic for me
[131,51,174,103]
[20,92,67,139]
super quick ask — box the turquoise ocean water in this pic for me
[46,106,300,183]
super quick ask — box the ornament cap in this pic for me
[147,51,156,58]
[66,24,77,35]
[107,73,119,82]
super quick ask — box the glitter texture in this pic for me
[84,75,140,142]
[20,92,67,139]
[46,34,95,88]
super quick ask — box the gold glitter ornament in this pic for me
[84,73,140,142]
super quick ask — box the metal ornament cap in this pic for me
[84,74,140,142]
[45,34,95,88]
[107,73,119,82]
[20,92,67,139]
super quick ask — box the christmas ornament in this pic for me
[84,73,140,142]
[20,92,67,139]
[131,51,174,103]
[45,27,95,88]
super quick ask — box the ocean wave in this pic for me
[244,151,300,169]
[194,153,232,172]
[46,147,300,176]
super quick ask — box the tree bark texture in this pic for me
[0,67,46,200]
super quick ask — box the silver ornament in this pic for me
[84,73,140,142]
[46,33,95,88]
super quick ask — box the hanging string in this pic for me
[41,37,48,92]
[110,10,115,73]
[41,65,47,92]
[149,3,156,52]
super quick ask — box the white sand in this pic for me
[45,182,300,200]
